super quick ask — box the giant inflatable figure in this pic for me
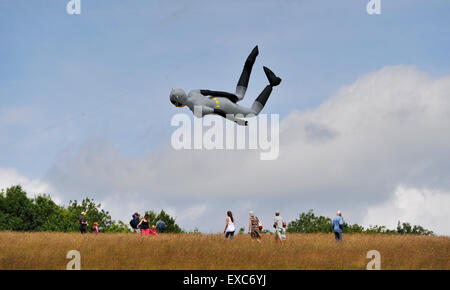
[169,46,282,126]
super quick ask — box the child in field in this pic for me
[93,222,99,235]
[281,222,287,240]
[150,225,158,236]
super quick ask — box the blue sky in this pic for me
[1,0,450,234]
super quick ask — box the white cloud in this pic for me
[39,65,450,234]
[363,185,450,235]
[0,167,60,204]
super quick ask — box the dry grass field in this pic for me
[0,232,448,270]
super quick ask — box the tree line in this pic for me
[0,185,433,235]
[0,185,182,233]
[287,209,434,235]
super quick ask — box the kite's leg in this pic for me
[251,66,282,114]
[236,45,259,100]
[251,85,272,114]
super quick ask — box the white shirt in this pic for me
[274,216,284,230]
[226,217,235,232]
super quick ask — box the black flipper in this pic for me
[263,66,282,87]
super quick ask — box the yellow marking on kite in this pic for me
[213,97,220,108]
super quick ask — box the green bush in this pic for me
[287,209,433,236]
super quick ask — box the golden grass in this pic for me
[0,232,448,270]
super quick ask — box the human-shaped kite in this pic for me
[169,45,281,126]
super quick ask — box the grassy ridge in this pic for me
[0,232,448,270]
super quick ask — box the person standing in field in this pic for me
[131,212,141,233]
[332,211,344,243]
[248,211,262,243]
[224,211,236,240]
[273,210,284,242]
[79,212,88,234]
[137,214,150,235]
[156,217,166,233]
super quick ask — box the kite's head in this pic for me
[170,88,187,108]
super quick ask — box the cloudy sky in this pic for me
[1,0,449,235]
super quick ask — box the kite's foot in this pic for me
[263,66,282,87]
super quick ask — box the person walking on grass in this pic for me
[130,212,141,233]
[224,211,236,240]
[138,214,150,235]
[156,217,166,233]
[332,211,344,243]
[248,211,262,243]
[273,210,284,243]
[79,212,88,234]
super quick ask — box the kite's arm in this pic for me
[213,108,248,126]
[195,106,248,126]
[231,116,248,126]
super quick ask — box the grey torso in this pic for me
[187,90,256,116]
